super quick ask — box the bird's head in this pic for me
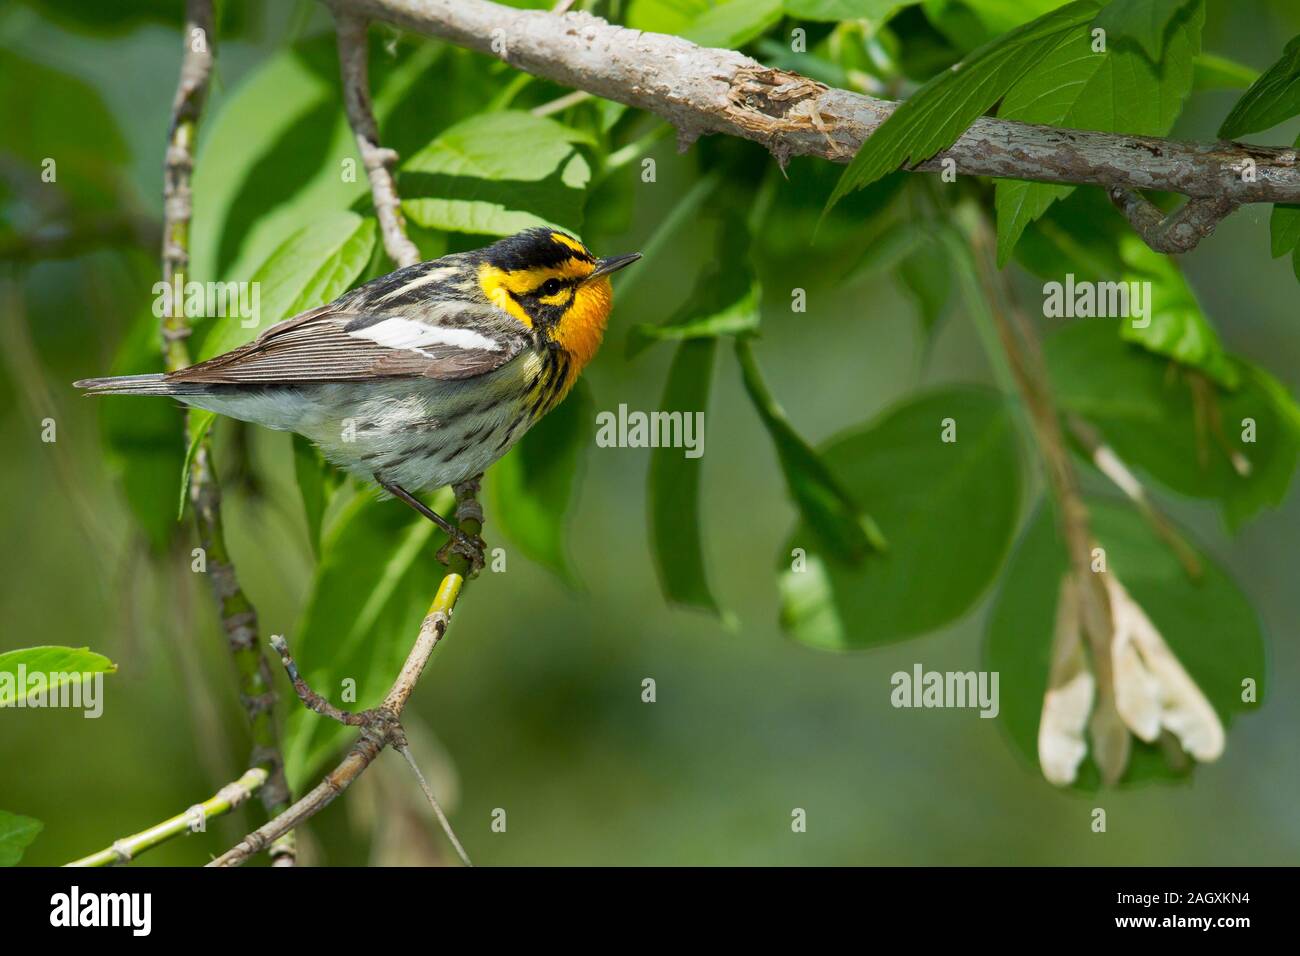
[477,228,640,369]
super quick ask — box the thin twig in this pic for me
[333,8,421,269]
[208,479,483,867]
[393,736,473,867]
[161,0,294,859]
[531,89,590,117]
[65,768,268,867]
[270,634,373,726]
[1066,414,1203,580]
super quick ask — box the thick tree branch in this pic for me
[208,479,483,867]
[65,768,267,867]
[162,0,294,861]
[333,8,422,269]
[331,0,1300,229]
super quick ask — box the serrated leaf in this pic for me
[779,387,1021,649]
[402,111,593,236]
[1218,35,1300,139]
[491,380,592,583]
[826,1,1101,212]
[191,34,452,283]
[994,2,1201,262]
[1092,0,1195,61]
[985,498,1264,789]
[283,489,449,789]
[738,338,887,563]
[180,213,377,514]
[0,646,117,706]
[0,811,42,867]
[648,338,725,616]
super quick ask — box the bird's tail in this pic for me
[73,373,208,396]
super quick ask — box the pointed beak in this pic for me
[585,252,641,282]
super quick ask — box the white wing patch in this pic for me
[349,317,503,354]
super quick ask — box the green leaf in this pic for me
[1270,137,1300,258]
[191,35,450,283]
[180,213,377,512]
[292,434,341,557]
[826,1,1101,212]
[1114,235,1237,388]
[1217,35,1300,139]
[779,387,1021,649]
[1047,319,1300,529]
[283,489,449,788]
[491,380,592,583]
[648,338,726,616]
[0,48,127,211]
[897,239,952,336]
[0,646,117,706]
[739,338,888,563]
[687,0,783,48]
[1192,52,1258,91]
[402,111,593,236]
[0,810,42,867]
[199,212,377,363]
[786,0,915,20]
[1092,0,1195,61]
[985,498,1265,788]
[994,1,1201,262]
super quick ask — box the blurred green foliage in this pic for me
[3,0,1300,866]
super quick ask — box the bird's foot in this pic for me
[437,530,487,576]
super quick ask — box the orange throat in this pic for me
[553,276,612,389]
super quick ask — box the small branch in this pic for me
[1107,188,1240,253]
[271,634,373,726]
[333,8,421,269]
[1066,414,1203,580]
[65,768,267,867]
[531,89,590,117]
[208,479,484,868]
[161,0,294,860]
[161,0,214,369]
[392,735,473,867]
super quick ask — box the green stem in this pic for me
[65,768,267,867]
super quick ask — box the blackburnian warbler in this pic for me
[75,228,640,567]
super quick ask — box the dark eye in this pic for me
[539,278,563,297]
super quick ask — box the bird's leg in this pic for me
[376,477,486,573]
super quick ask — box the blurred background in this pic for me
[1,0,1297,865]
